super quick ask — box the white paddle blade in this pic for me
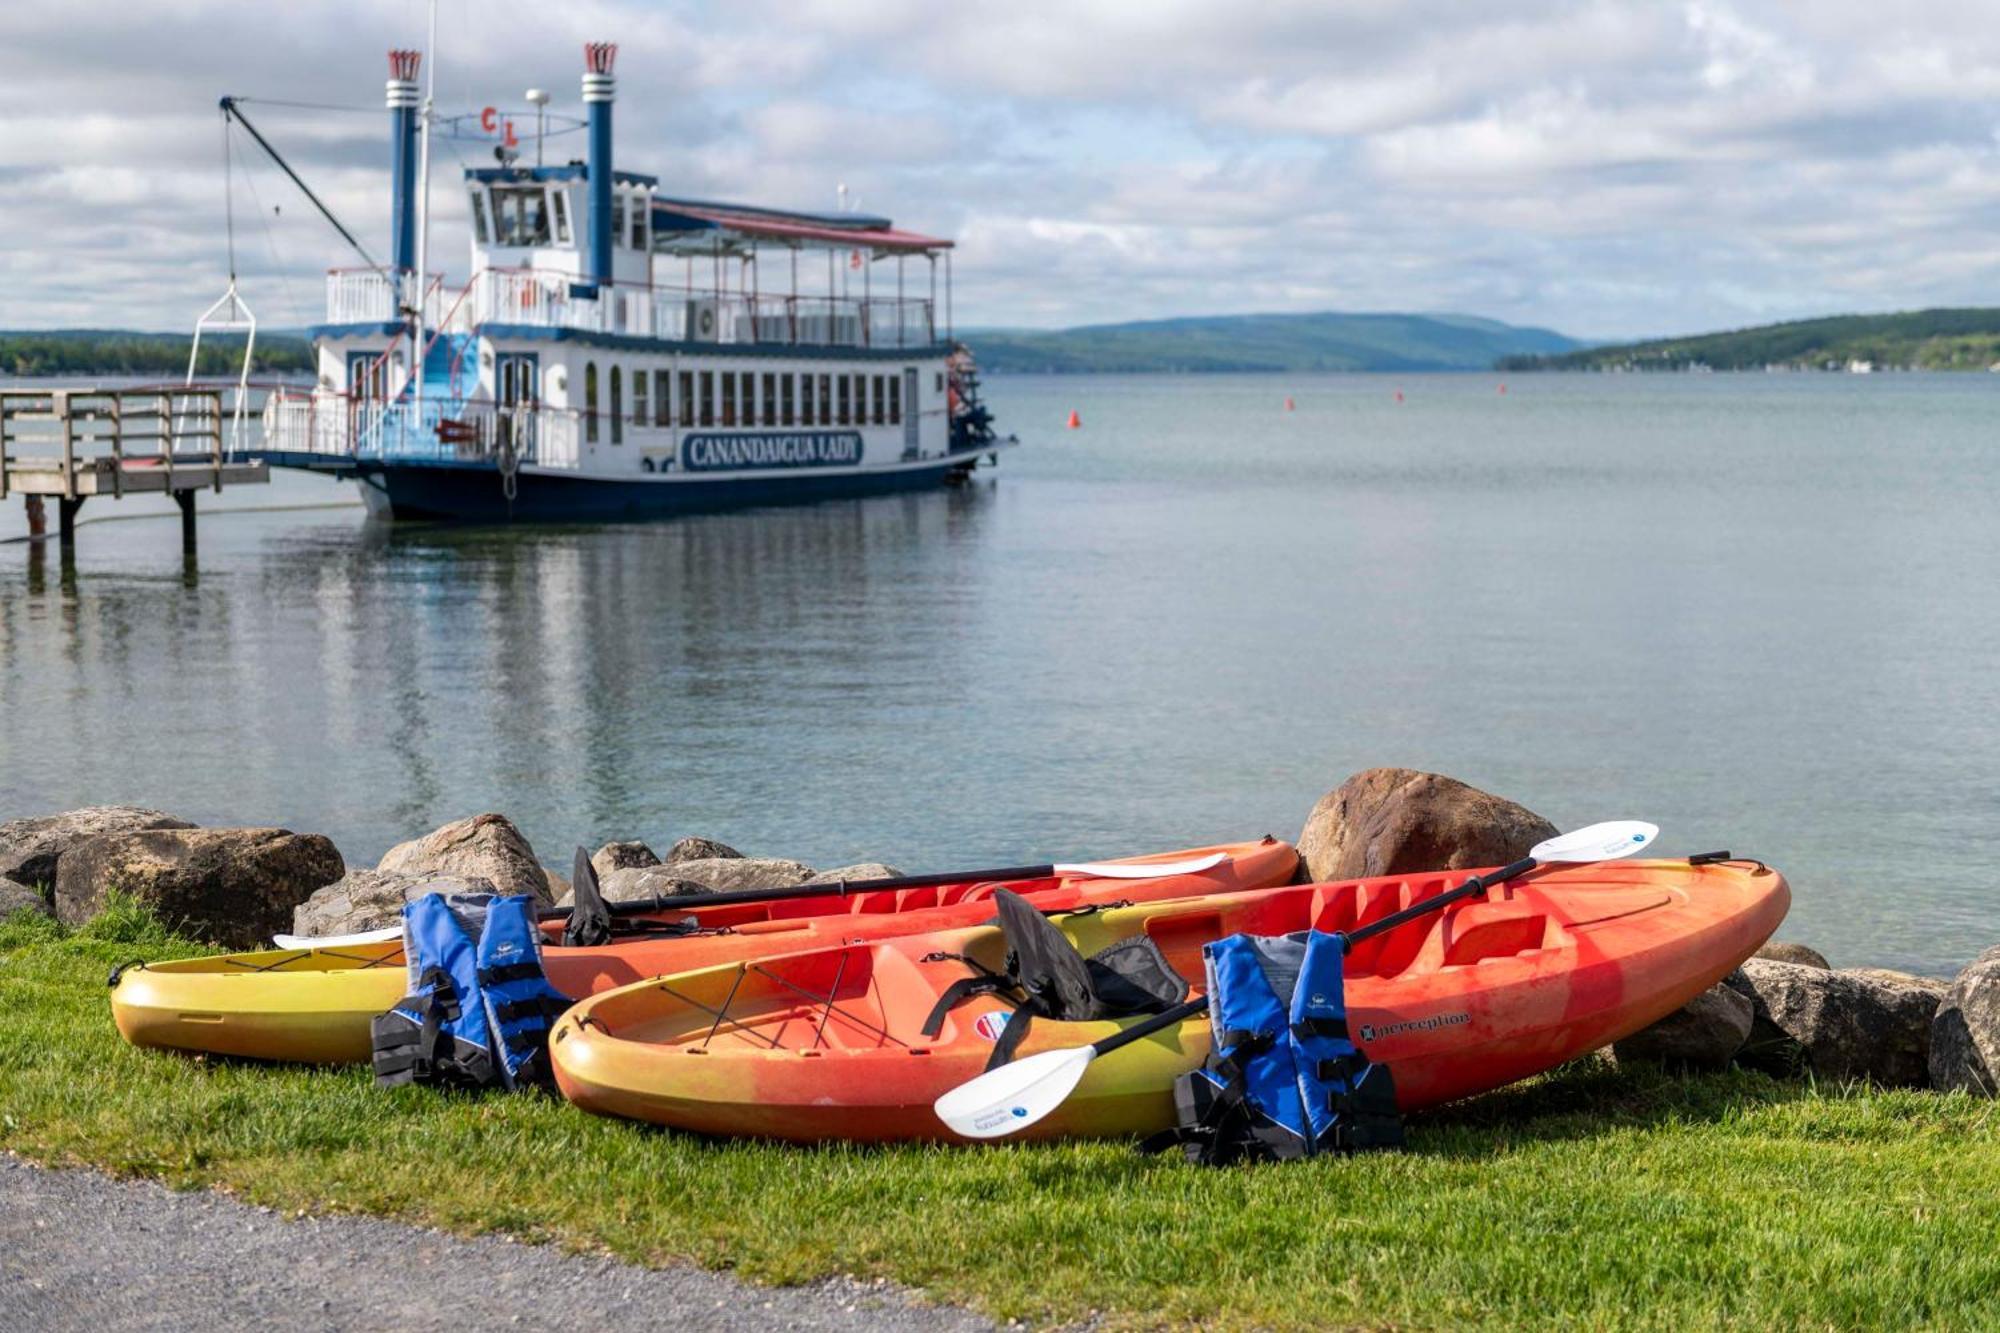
[1530,820,1659,863]
[1055,852,1228,880]
[270,926,401,950]
[934,1046,1096,1139]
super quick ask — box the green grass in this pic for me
[4,903,1997,1330]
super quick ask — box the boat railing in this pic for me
[469,267,937,349]
[261,389,583,471]
[324,269,453,329]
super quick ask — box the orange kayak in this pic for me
[109,838,1297,1064]
[550,857,1788,1142]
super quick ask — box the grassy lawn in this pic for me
[4,902,1997,1330]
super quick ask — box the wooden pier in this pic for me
[1,387,268,551]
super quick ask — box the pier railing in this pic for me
[468,268,936,349]
[0,388,228,501]
[262,390,581,471]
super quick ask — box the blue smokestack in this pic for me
[387,50,421,274]
[582,43,618,290]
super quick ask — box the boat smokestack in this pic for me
[582,42,617,290]
[386,49,421,275]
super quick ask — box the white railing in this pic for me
[261,389,583,471]
[324,270,453,328]
[469,268,936,348]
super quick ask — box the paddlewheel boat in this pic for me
[235,42,1012,521]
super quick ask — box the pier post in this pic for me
[175,489,197,553]
[24,494,45,537]
[58,496,84,547]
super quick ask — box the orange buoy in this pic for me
[1284,396,1295,411]
[1394,389,1405,404]
[1066,409,1081,429]
[1497,382,1508,395]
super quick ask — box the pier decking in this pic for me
[1,387,268,550]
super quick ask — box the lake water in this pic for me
[2,372,1995,975]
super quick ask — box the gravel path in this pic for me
[0,1156,995,1332]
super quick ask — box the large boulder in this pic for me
[1929,945,2000,1095]
[1295,768,1558,882]
[665,836,743,864]
[599,856,817,903]
[0,806,195,897]
[55,828,344,948]
[1726,959,1940,1086]
[291,870,498,938]
[1755,941,1831,969]
[376,814,552,905]
[1612,978,1754,1069]
[1846,967,1948,997]
[591,841,660,881]
[0,878,52,920]
[814,862,904,883]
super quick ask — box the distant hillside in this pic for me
[1499,308,2000,372]
[0,330,313,378]
[964,312,1579,373]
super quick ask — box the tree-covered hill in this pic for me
[1498,308,2000,372]
[966,311,1578,373]
[0,330,314,379]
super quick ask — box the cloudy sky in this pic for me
[4,0,2000,340]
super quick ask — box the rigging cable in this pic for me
[219,97,384,275]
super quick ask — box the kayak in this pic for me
[549,857,1788,1142]
[108,838,1297,1065]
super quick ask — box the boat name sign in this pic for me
[681,431,863,472]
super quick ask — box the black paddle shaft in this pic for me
[537,862,1062,924]
[1084,855,1540,1060]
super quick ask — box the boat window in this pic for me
[629,193,647,250]
[936,371,944,393]
[632,367,648,428]
[611,194,625,247]
[469,189,491,245]
[837,375,851,426]
[818,373,832,425]
[699,371,714,427]
[872,374,886,425]
[760,373,776,426]
[679,370,694,427]
[552,190,571,244]
[721,371,737,427]
[492,185,553,247]
[654,370,670,427]
[888,374,900,425]
[781,373,796,426]
[610,366,623,444]
[584,362,599,444]
[741,371,756,427]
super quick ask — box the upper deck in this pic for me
[320,176,952,353]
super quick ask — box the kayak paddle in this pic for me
[932,819,1659,1140]
[271,849,1234,950]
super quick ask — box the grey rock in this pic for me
[1726,959,1940,1086]
[1929,944,2000,1095]
[1295,767,1558,882]
[665,836,744,864]
[597,866,716,903]
[1755,940,1832,969]
[377,813,552,904]
[291,869,499,937]
[0,805,195,891]
[55,827,345,949]
[1613,979,1754,1069]
[600,855,818,902]
[591,840,661,881]
[813,862,904,884]
[1844,967,1948,997]
[0,876,53,919]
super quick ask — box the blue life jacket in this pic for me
[371,893,571,1091]
[1145,930,1403,1165]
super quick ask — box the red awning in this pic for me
[652,201,952,253]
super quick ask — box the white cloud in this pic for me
[2,0,2000,340]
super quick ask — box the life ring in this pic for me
[697,306,716,338]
